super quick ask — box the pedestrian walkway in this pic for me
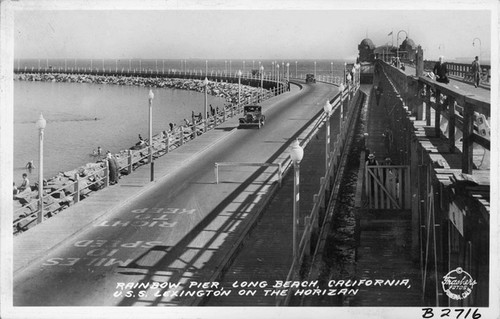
[13,89,298,274]
[402,65,490,101]
[348,86,423,306]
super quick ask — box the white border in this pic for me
[1,0,498,318]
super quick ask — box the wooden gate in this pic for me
[365,165,411,209]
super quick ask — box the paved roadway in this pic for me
[14,81,337,306]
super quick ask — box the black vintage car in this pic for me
[239,105,265,129]
[306,73,316,83]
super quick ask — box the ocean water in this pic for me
[12,59,348,185]
[13,80,227,182]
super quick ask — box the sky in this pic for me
[11,1,496,62]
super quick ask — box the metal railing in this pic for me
[277,82,362,305]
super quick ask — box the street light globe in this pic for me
[238,70,242,76]
[36,113,46,130]
[286,63,290,67]
[323,100,333,115]
[352,67,356,74]
[148,89,155,100]
[339,83,345,92]
[290,139,304,163]
[203,77,209,85]
[277,65,280,69]
[260,66,264,71]
[347,74,352,82]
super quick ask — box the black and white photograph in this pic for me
[0,0,497,318]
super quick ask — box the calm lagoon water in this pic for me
[13,80,227,182]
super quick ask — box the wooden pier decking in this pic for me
[346,86,424,306]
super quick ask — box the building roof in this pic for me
[359,38,376,49]
[401,37,416,48]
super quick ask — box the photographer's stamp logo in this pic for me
[441,267,477,300]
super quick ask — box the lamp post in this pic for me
[36,113,46,224]
[331,62,333,82]
[276,64,280,93]
[271,61,275,80]
[289,139,304,261]
[473,38,482,61]
[204,77,209,132]
[352,67,356,86]
[314,61,317,79]
[148,89,154,181]
[229,60,232,76]
[323,100,333,173]
[339,83,345,126]
[396,30,408,64]
[224,60,227,75]
[295,61,298,78]
[237,70,242,112]
[260,66,264,98]
[205,60,208,75]
[343,62,346,83]
[286,62,290,83]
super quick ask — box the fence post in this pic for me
[434,89,441,138]
[104,160,109,188]
[425,84,432,126]
[462,102,474,174]
[215,163,219,184]
[166,133,170,153]
[73,173,80,204]
[313,194,320,228]
[128,149,133,174]
[304,216,311,257]
[278,163,282,187]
